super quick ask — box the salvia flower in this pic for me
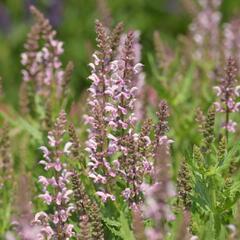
[113,32,152,204]
[213,57,239,134]
[21,6,73,107]
[85,20,117,189]
[86,20,149,202]
[117,30,145,121]
[34,110,75,239]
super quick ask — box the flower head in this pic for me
[34,110,74,239]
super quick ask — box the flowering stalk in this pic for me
[142,100,174,240]
[20,6,73,118]
[68,122,85,169]
[213,57,240,139]
[111,31,151,204]
[86,20,153,207]
[177,160,192,210]
[71,170,95,239]
[34,110,74,239]
[201,105,216,152]
[79,215,91,240]
[90,202,104,240]
[176,161,192,239]
[85,20,119,200]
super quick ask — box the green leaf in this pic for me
[0,111,42,142]
[103,212,135,240]
[173,64,195,105]
[119,212,135,240]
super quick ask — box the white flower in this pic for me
[64,142,73,154]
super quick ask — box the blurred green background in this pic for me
[0,0,240,108]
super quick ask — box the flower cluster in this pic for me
[117,30,146,120]
[85,20,155,205]
[20,6,73,114]
[34,110,74,239]
[85,20,121,198]
[213,57,240,133]
[189,0,222,61]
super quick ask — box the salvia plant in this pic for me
[2,2,240,240]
